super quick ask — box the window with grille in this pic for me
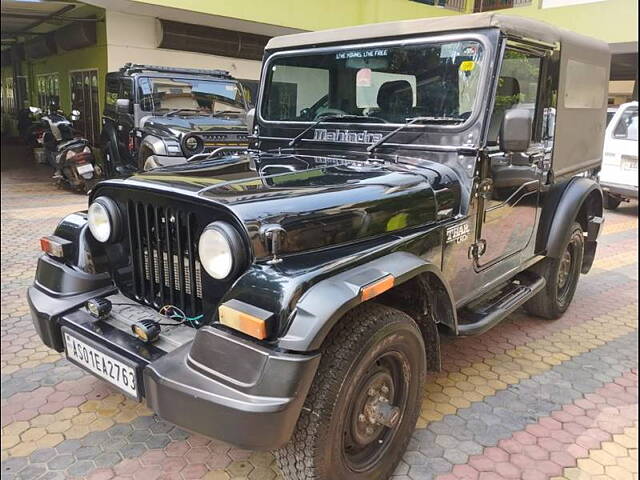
[473,0,532,12]
[36,73,60,109]
[410,0,467,11]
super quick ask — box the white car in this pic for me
[599,101,638,210]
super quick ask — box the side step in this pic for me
[457,272,545,336]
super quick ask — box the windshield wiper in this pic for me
[367,116,465,154]
[163,108,201,116]
[288,114,385,148]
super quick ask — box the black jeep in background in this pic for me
[100,64,249,176]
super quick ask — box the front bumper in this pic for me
[28,255,320,450]
[600,181,638,199]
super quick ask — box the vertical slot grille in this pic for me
[126,201,202,316]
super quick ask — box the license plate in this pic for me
[76,163,94,175]
[63,331,138,398]
[621,156,637,170]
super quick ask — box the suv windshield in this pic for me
[262,39,485,124]
[138,77,247,115]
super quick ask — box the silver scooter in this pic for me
[30,102,99,193]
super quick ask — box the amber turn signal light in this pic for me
[218,299,271,340]
[360,275,395,301]
[39,235,72,259]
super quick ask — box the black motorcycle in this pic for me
[31,102,100,193]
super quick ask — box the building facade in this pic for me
[1,0,637,140]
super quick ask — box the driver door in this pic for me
[475,45,550,269]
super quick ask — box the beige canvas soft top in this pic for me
[267,12,595,51]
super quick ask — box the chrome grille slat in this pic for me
[125,202,202,315]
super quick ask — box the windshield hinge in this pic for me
[476,178,493,197]
[260,224,286,265]
[468,151,492,261]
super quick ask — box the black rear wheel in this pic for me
[275,303,426,480]
[525,222,584,319]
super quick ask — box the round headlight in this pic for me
[87,197,120,243]
[183,135,202,154]
[198,222,244,280]
[185,136,199,150]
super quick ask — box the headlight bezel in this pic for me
[198,221,245,280]
[87,196,121,243]
[182,134,203,156]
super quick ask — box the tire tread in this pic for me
[275,303,424,480]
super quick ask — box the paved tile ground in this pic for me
[1,142,638,480]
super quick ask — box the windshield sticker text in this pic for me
[336,49,388,60]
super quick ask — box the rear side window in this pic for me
[564,60,607,109]
[613,106,638,141]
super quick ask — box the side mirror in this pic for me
[116,98,131,114]
[246,107,255,134]
[70,109,81,121]
[500,108,532,153]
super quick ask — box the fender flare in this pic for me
[277,251,456,352]
[537,177,603,259]
[139,135,168,157]
[53,211,92,269]
[53,211,113,274]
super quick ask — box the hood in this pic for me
[142,114,247,137]
[102,152,461,258]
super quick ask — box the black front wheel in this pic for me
[275,303,426,480]
[525,222,584,319]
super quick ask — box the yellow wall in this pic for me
[131,0,461,32]
[490,0,637,44]
[132,0,637,44]
[104,11,263,79]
